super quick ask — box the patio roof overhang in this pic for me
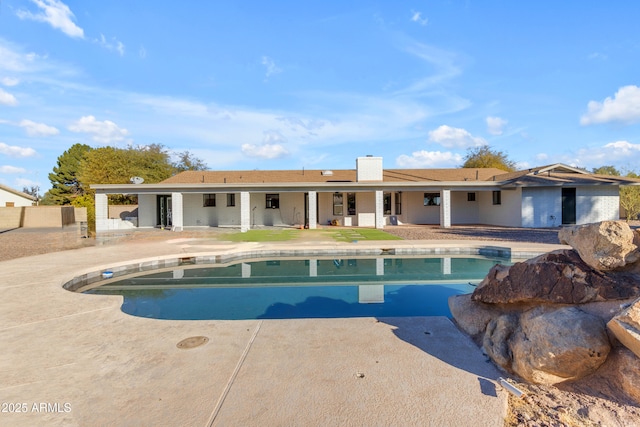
[90,181,505,195]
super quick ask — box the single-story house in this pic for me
[91,156,640,233]
[0,184,36,207]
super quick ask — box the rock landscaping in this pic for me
[451,220,640,405]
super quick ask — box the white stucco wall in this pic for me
[478,188,522,227]
[137,194,157,227]
[180,192,308,228]
[576,186,619,224]
[252,192,305,226]
[183,193,217,226]
[521,187,561,227]
[451,191,480,224]
[179,193,242,227]
[402,191,440,224]
[318,192,376,226]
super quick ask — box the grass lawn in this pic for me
[224,228,403,242]
[225,229,301,242]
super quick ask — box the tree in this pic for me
[592,165,620,176]
[461,145,516,172]
[71,194,96,233]
[22,186,41,204]
[620,171,640,222]
[172,150,208,173]
[79,144,174,185]
[46,143,93,205]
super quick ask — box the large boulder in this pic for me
[607,297,640,359]
[483,313,519,369]
[448,294,498,339]
[472,249,640,304]
[610,347,640,405]
[558,221,640,271]
[482,306,611,385]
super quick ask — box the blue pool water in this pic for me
[85,256,505,320]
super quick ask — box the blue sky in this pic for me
[1,1,640,192]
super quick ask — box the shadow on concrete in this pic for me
[379,315,501,398]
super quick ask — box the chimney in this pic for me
[356,156,383,182]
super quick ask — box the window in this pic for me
[5,202,15,207]
[347,193,356,215]
[203,194,216,207]
[227,193,236,207]
[467,192,476,202]
[423,193,441,206]
[492,191,502,205]
[383,193,392,215]
[333,193,343,215]
[394,192,402,214]
[266,194,279,209]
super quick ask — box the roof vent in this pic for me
[321,170,334,176]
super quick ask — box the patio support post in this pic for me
[375,190,384,229]
[171,192,183,231]
[440,189,451,228]
[240,191,250,232]
[308,191,317,229]
[95,192,108,232]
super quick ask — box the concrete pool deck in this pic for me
[0,237,568,426]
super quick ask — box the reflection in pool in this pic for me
[85,256,505,320]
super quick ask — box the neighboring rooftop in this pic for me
[0,183,37,201]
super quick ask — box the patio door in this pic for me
[157,195,172,228]
[561,188,576,225]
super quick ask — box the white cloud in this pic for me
[0,39,67,77]
[0,88,18,106]
[486,116,508,135]
[580,85,640,125]
[428,125,486,148]
[95,34,125,56]
[261,56,282,79]
[15,177,40,188]
[19,119,60,137]
[139,45,147,59]
[0,165,27,174]
[410,10,428,26]
[562,140,640,168]
[393,41,463,100]
[0,142,36,157]
[262,129,287,145]
[604,140,640,153]
[535,153,549,162]
[16,0,84,39]
[241,143,289,159]
[396,150,463,168]
[588,52,607,61]
[1,77,19,86]
[68,115,129,144]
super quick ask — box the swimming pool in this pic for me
[83,256,505,320]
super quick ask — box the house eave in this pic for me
[91,181,504,194]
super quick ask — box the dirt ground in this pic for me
[2,223,639,426]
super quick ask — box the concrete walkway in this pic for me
[0,238,567,426]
